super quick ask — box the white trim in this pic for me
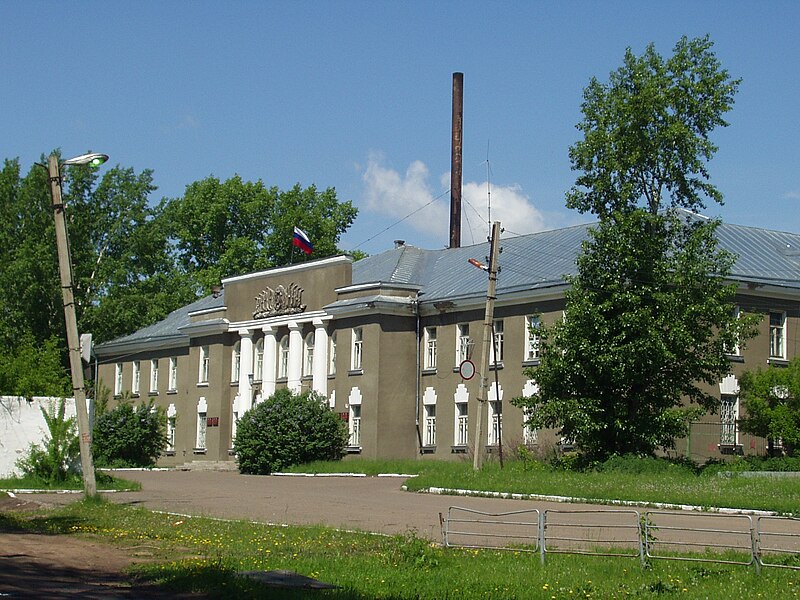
[222,255,352,284]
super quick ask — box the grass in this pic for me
[288,457,800,515]
[0,471,140,491]
[2,498,798,599]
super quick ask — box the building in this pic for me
[95,214,800,466]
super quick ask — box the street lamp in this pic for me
[45,151,108,497]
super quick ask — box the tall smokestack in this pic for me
[449,72,463,249]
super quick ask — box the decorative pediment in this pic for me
[254,282,306,318]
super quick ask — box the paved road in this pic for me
[28,470,783,552]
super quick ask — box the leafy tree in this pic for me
[0,334,70,399]
[513,36,758,460]
[234,389,348,474]
[738,357,800,457]
[162,176,358,292]
[16,398,80,483]
[92,398,168,467]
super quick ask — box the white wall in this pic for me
[0,396,77,477]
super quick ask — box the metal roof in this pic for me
[97,214,800,353]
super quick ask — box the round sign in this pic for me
[459,359,476,380]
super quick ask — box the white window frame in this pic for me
[424,326,437,370]
[424,404,437,447]
[351,327,363,371]
[720,394,739,446]
[231,341,241,383]
[489,401,503,446]
[132,361,141,395]
[303,332,315,377]
[114,363,123,396]
[166,415,176,451]
[522,380,539,445]
[278,335,289,379]
[329,332,337,375]
[198,345,210,384]
[491,320,504,365]
[525,316,541,362]
[254,339,264,381]
[454,384,469,447]
[196,412,207,450]
[456,323,470,365]
[149,359,159,393]
[769,311,786,359]
[349,404,361,447]
[168,357,178,392]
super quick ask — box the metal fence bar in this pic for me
[757,516,800,571]
[644,511,756,569]
[442,507,540,553]
[541,509,644,566]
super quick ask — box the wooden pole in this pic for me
[473,221,501,470]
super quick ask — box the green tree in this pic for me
[513,36,757,460]
[234,389,348,474]
[0,334,70,399]
[738,358,800,457]
[92,398,168,468]
[162,176,358,292]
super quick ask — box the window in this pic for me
[114,363,123,396]
[198,346,209,383]
[168,357,178,391]
[132,361,141,395]
[329,332,337,375]
[525,316,541,361]
[456,323,470,365]
[725,306,742,356]
[304,333,315,377]
[231,341,241,383]
[349,404,361,447]
[166,415,176,451]
[351,327,363,371]
[278,336,289,378]
[720,395,738,446]
[424,327,437,370]
[424,404,436,446]
[522,380,539,445]
[455,402,468,446]
[770,311,786,359]
[254,339,264,381]
[491,320,504,365]
[196,412,207,449]
[150,359,159,393]
[489,401,503,446]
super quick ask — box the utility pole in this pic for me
[473,221,501,470]
[47,154,97,497]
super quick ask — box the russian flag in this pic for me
[292,226,313,254]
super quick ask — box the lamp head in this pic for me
[62,152,109,167]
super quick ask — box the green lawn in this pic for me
[0,471,140,492]
[2,499,797,599]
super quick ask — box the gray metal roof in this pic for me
[97,214,800,353]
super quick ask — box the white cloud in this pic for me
[361,154,548,246]
[783,190,800,199]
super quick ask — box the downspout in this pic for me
[414,295,423,453]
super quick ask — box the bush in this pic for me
[15,398,80,483]
[93,399,168,468]
[234,389,348,474]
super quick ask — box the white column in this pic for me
[312,318,329,396]
[238,329,254,411]
[287,321,303,392]
[262,325,277,397]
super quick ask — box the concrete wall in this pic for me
[0,396,77,477]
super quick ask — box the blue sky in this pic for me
[3,1,799,255]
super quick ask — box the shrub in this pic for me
[93,399,168,468]
[16,398,80,483]
[234,389,348,474]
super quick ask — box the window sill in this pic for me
[451,445,468,454]
[197,382,209,387]
[192,448,207,455]
[421,368,437,376]
[725,354,745,363]
[131,393,140,398]
[718,444,744,455]
[163,450,176,457]
[421,445,436,454]
[228,449,236,456]
[768,358,789,367]
[167,389,177,395]
[522,359,541,367]
[348,369,363,376]
[148,391,158,397]
[489,362,503,371]
[346,446,362,454]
